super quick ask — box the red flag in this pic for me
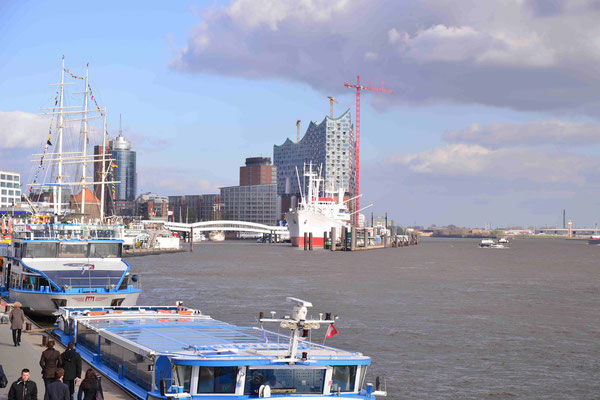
[1,219,5,235]
[326,324,339,339]
[8,219,13,234]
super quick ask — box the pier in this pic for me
[302,226,419,251]
[0,300,133,400]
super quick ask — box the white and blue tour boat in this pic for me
[53,297,388,399]
[0,223,141,315]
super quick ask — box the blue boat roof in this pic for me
[61,306,370,365]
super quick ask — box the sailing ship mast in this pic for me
[35,57,118,222]
[80,64,89,220]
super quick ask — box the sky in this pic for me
[2,0,600,228]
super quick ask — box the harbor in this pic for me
[3,2,600,399]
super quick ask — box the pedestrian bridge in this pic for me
[163,220,288,234]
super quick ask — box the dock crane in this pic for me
[296,120,301,143]
[327,96,338,118]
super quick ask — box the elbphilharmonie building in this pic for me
[273,109,356,199]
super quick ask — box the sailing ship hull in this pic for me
[9,288,141,316]
[286,209,349,247]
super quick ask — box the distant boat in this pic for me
[479,239,507,249]
[208,231,225,241]
[588,235,600,245]
[498,238,509,244]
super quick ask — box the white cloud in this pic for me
[444,121,600,148]
[0,111,49,148]
[173,0,600,115]
[389,144,596,185]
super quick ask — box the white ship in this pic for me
[0,57,141,315]
[208,230,225,241]
[285,164,355,247]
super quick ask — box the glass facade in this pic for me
[0,170,21,207]
[110,135,137,201]
[220,184,277,225]
[273,110,355,197]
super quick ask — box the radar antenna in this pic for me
[259,297,337,364]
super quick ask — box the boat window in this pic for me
[89,243,122,258]
[77,323,99,353]
[58,243,88,258]
[44,269,124,289]
[331,366,357,392]
[245,368,325,395]
[175,365,192,393]
[197,367,238,394]
[23,242,57,258]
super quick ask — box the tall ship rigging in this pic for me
[0,57,141,315]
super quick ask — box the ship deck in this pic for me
[58,306,369,365]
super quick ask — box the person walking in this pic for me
[40,340,62,389]
[44,368,69,400]
[0,364,8,388]
[9,301,25,346]
[77,369,103,400]
[8,368,38,400]
[61,342,82,400]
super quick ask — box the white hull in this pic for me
[209,231,225,241]
[9,289,141,316]
[286,209,349,247]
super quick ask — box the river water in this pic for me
[129,238,600,399]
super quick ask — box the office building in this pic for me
[0,170,21,208]
[220,183,277,226]
[136,193,169,220]
[110,134,137,202]
[240,157,277,186]
[168,194,222,222]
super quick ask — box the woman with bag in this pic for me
[77,369,103,400]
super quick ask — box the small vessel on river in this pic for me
[588,235,600,245]
[479,239,507,249]
[53,297,387,399]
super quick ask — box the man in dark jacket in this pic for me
[8,368,38,400]
[40,340,62,389]
[43,368,69,400]
[61,342,82,400]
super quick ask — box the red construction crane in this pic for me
[344,75,393,226]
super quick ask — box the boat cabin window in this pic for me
[197,367,238,394]
[175,365,192,393]
[89,243,122,258]
[244,368,325,395]
[59,243,88,258]
[331,365,357,392]
[23,242,57,258]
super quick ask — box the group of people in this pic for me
[1,303,104,400]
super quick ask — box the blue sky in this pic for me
[2,0,600,228]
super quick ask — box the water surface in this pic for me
[130,238,600,399]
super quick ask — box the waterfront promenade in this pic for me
[0,303,132,400]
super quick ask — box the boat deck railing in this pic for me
[13,224,122,240]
